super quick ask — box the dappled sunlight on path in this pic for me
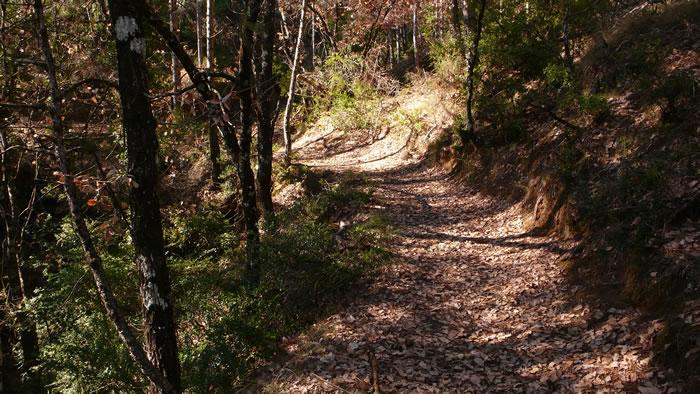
[263,82,669,392]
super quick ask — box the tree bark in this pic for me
[106,1,181,392]
[311,7,315,70]
[256,0,280,215]
[461,0,486,146]
[196,0,202,67]
[562,1,574,72]
[0,5,38,386]
[169,0,180,109]
[33,0,175,391]
[238,1,262,285]
[412,3,419,68]
[135,0,265,285]
[282,0,306,165]
[0,130,22,393]
[205,0,211,69]
[205,0,221,187]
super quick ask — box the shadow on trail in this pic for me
[269,120,671,390]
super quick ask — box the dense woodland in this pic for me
[0,0,698,392]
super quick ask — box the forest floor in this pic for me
[261,79,676,393]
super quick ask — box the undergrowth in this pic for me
[28,175,390,392]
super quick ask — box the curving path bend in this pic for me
[263,90,671,393]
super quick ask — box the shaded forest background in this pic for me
[0,0,698,391]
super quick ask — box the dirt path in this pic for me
[263,86,671,392]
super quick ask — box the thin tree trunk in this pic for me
[460,0,470,33]
[412,3,419,68]
[562,1,574,72]
[387,30,393,65]
[33,0,174,391]
[0,4,33,385]
[433,0,438,37]
[135,1,267,284]
[137,0,242,166]
[311,6,315,70]
[256,0,279,215]
[279,3,291,40]
[93,152,129,224]
[0,129,22,393]
[208,121,221,187]
[451,0,467,63]
[282,0,306,165]
[169,0,179,109]
[396,28,400,58]
[196,0,202,67]
[205,0,211,69]
[205,0,220,187]
[461,0,486,146]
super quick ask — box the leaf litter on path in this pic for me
[262,84,676,393]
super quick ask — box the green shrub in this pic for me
[30,218,143,392]
[165,210,235,257]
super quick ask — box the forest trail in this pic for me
[263,82,670,392]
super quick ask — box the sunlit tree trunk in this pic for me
[205,0,221,187]
[106,1,181,391]
[282,0,306,164]
[311,8,315,70]
[412,3,419,68]
[387,30,394,65]
[395,28,400,59]
[169,0,179,109]
[196,0,202,67]
[205,0,211,69]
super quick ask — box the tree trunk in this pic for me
[33,0,174,391]
[387,30,394,65]
[461,0,486,146]
[396,28,401,58]
[205,0,211,69]
[205,0,221,187]
[412,3,419,68]
[256,0,280,215]
[208,121,221,188]
[0,78,34,394]
[451,0,468,64]
[0,131,22,393]
[0,307,21,394]
[137,0,242,167]
[196,0,202,67]
[169,0,180,109]
[282,0,306,165]
[562,2,574,72]
[107,1,181,391]
[311,8,315,70]
[238,1,262,285]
